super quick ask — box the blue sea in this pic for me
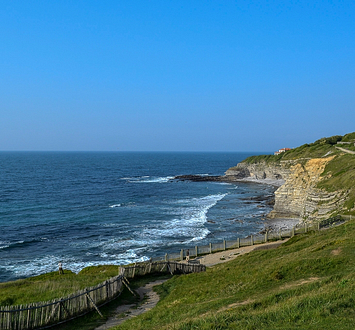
[0,152,275,283]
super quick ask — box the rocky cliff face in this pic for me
[225,160,291,183]
[225,156,346,221]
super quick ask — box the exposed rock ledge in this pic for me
[176,155,346,222]
[225,156,346,221]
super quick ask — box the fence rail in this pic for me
[155,215,351,261]
[0,262,205,330]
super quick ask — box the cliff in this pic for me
[225,133,355,222]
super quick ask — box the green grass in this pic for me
[111,220,355,329]
[0,265,121,306]
[241,132,355,165]
[341,132,355,142]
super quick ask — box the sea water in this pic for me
[0,152,275,282]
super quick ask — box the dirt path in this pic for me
[185,239,288,267]
[95,279,168,330]
[335,146,355,155]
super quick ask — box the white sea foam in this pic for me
[0,240,25,249]
[102,222,130,228]
[109,204,121,208]
[140,193,227,243]
[122,176,174,183]
[0,241,10,249]
[141,176,175,183]
[1,251,151,279]
[108,202,135,208]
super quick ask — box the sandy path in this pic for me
[186,239,288,267]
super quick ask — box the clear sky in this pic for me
[1,1,354,152]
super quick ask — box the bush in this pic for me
[315,135,342,145]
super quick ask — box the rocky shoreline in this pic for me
[174,174,284,187]
[174,174,301,233]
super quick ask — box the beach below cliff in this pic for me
[262,217,301,232]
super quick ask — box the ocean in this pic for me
[0,152,275,283]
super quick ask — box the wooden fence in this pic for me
[0,261,205,330]
[156,215,350,262]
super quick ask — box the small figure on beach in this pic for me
[58,262,64,274]
[186,249,190,262]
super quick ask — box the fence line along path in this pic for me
[0,261,206,330]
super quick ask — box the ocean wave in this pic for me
[0,242,10,250]
[138,193,227,243]
[109,204,121,208]
[140,176,175,183]
[0,251,151,280]
[108,202,135,208]
[102,222,130,228]
[0,240,26,250]
[122,176,174,183]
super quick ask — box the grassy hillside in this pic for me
[243,132,355,164]
[112,220,355,330]
[0,265,120,306]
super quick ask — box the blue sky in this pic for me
[1,1,354,152]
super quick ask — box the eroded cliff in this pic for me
[225,150,353,222]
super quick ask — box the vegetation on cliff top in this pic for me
[240,132,355,217]
[242,132,355,164]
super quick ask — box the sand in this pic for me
[186,239,289,267]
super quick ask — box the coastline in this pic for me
[175,173,301,232]
[230,176,302,231]
[231,176,285,187]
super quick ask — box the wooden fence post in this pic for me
[132,263,136,278]
[105,280,109,299]
[223,240,226,250]
[180,249,184,261]
[250,235,253,246]
[237,237,240,248]
[265,231,268,242]
[195,245,198,257]
[209,243,212,254]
